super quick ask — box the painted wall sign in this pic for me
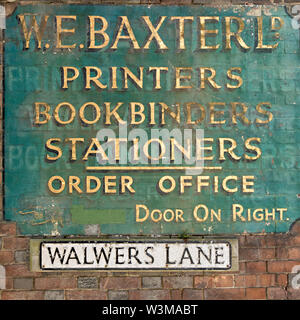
[30,239,238,271]
[4,5,300,236]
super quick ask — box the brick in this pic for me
[286,247,300,259]
[13,278,33,290]
[259,248,276,260]
[194,276,213,289]
[290,220,300,235]
[246,261,266,273]
[0,251,14,264]
[286,236,300,246]
[234,275,245,288]
[204,288,245,300]
[101,277,140,290]
[197,0,226,3]
[213,275,234,288]
[3,237,29,250]
[182,289,203,300]
[234,275,259,288]
[171,289,182,299]
[244,275,258,287]
[239,262,246,274]
[1,290,44,300]
[263,235,278,247]
[108,290,128,300]
[268,261,299,273]
[45,290,65,300]
[163,276,193,289]
[142,277,161,289]
[241,235,262,248]
[66,290,107,300]
[276,247,288,259]
[140,0,161,3]
[0,223,16,236]
[6,264,39,277]
[276,274,288,287]
[5,278,13,290]
[124,0,141,3]
[259,274,275,287]
[129,289,170,300]
[239,248,259,261]
[14,250,28,263]
[161,0,191,3]
[77,277,98,289]
[287,288,300,300]
[267,287,287,300]
[35,277,76,290]
[245,288,266,300]
[238,235,246,247]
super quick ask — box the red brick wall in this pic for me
[0,0,300,300]
[0,220,300,300]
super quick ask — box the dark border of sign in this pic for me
[39,240,232,271]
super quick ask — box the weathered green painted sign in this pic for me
[4,5,300,236]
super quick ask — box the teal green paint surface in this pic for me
[4,5,300,235]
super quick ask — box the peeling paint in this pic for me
[247,6,262,16]
[0,6,5,29]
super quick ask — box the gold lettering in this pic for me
[171,16,194,50]
[256,17,278,50]
[130,102,145,125]
[48,176,65,194]
[111,16,140,49]
[225,17,250,50]
[122,67,144,89]
[65,138,84,161]
[46,138,62,161]
[219,138,241,161]
[226,67,243,89]
[175,67,193,89]
[54,102,76,125]
[88,16,109,49]
[255,102,273,124]
[200,68,221,89]
[84,66,107,89]
[199,16,220,50]
[61,66,79,89]
[56,15,77,49]
[17,14,49,49]
[231,102,250,125]
[105,102,126,125]
[79,102,101,124]
[83,138,109,161]
[148,67,168,89]
[142,16,168,49]
[244,138,261,161]
[34,102,51,125]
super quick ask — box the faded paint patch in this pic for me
[0,6,6,29]
[0,265,6,289]
[247,6,262,16]
[263,6,277,16]
[84,224,100,236]
[71,206,126,224]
